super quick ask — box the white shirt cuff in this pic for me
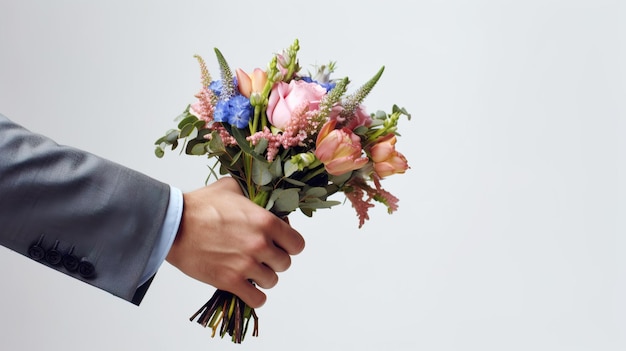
[138,185,183,286]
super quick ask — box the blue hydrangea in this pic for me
[209,77,239,98]
[213,95,252,129]
[209,80,223,97]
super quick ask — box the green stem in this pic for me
[250,104,262,134]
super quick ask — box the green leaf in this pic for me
[230,126,266,162]
[300,200,341,209]
[252,158,273,186]
[154,129,180,145]
[254,138,268,154]
[300,207,314,217]
[179,123,196,138]
[154,147,165,158]
[269,156,283,178]
[393,104,412,120]
[283,177,307,186]
[229,149,243,167]
[305,187,328,198]
[284,160,299,177]
[190,142,209,155]
[177,115,198,129]
[330,171,353,186]
[272,188,300,213]
[208,131,226,153]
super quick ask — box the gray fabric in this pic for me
[0,114,170,304]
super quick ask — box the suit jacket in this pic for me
[0,114,170,305]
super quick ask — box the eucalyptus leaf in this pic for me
[179,123,196,138]
[252,158,273,186]
[167,129,180,143]
[191,142,209,155]
[193,120,206,129]
[272,188,300,213]
[284,160,299,177]
[305,187,328,198]
[154,129,180,146]
[154,147,164,158]
[208,132,226,153]
[330,171,353,185]
[177,115,198,129]
[254,138,268,154]
[283,177,307,186]
[269,156,283,178]
[300,200,341,209]
[300,207,314,217]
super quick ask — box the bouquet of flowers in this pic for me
[155,39,410,343]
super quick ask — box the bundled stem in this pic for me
[190,289,258,343]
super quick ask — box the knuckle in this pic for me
[247,235,270,253]
[216,269,243,290]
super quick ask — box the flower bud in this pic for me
[370,134,409,178]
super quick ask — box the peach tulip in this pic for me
[370,134,409,178]
[236,68,268,99]
[315,120,369,175]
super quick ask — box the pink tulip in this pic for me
[236,68,268,99]
[370,134,409,178]
[267,80,327,130]
[315,120,369,175]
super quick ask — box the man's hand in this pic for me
[165,177,305,308]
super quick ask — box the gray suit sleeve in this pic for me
[0,114,171,305]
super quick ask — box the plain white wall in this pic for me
[0,0,624,350]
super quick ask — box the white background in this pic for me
[0,1,624,350]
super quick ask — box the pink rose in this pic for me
[370,134,409,178]
[315,120,369,176]
[267,80,327,130]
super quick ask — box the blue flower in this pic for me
[213,100,229,123]
[213,95,252,129]
[227,95,253,128]
[209,80,223,97]
[209,77,240,98]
